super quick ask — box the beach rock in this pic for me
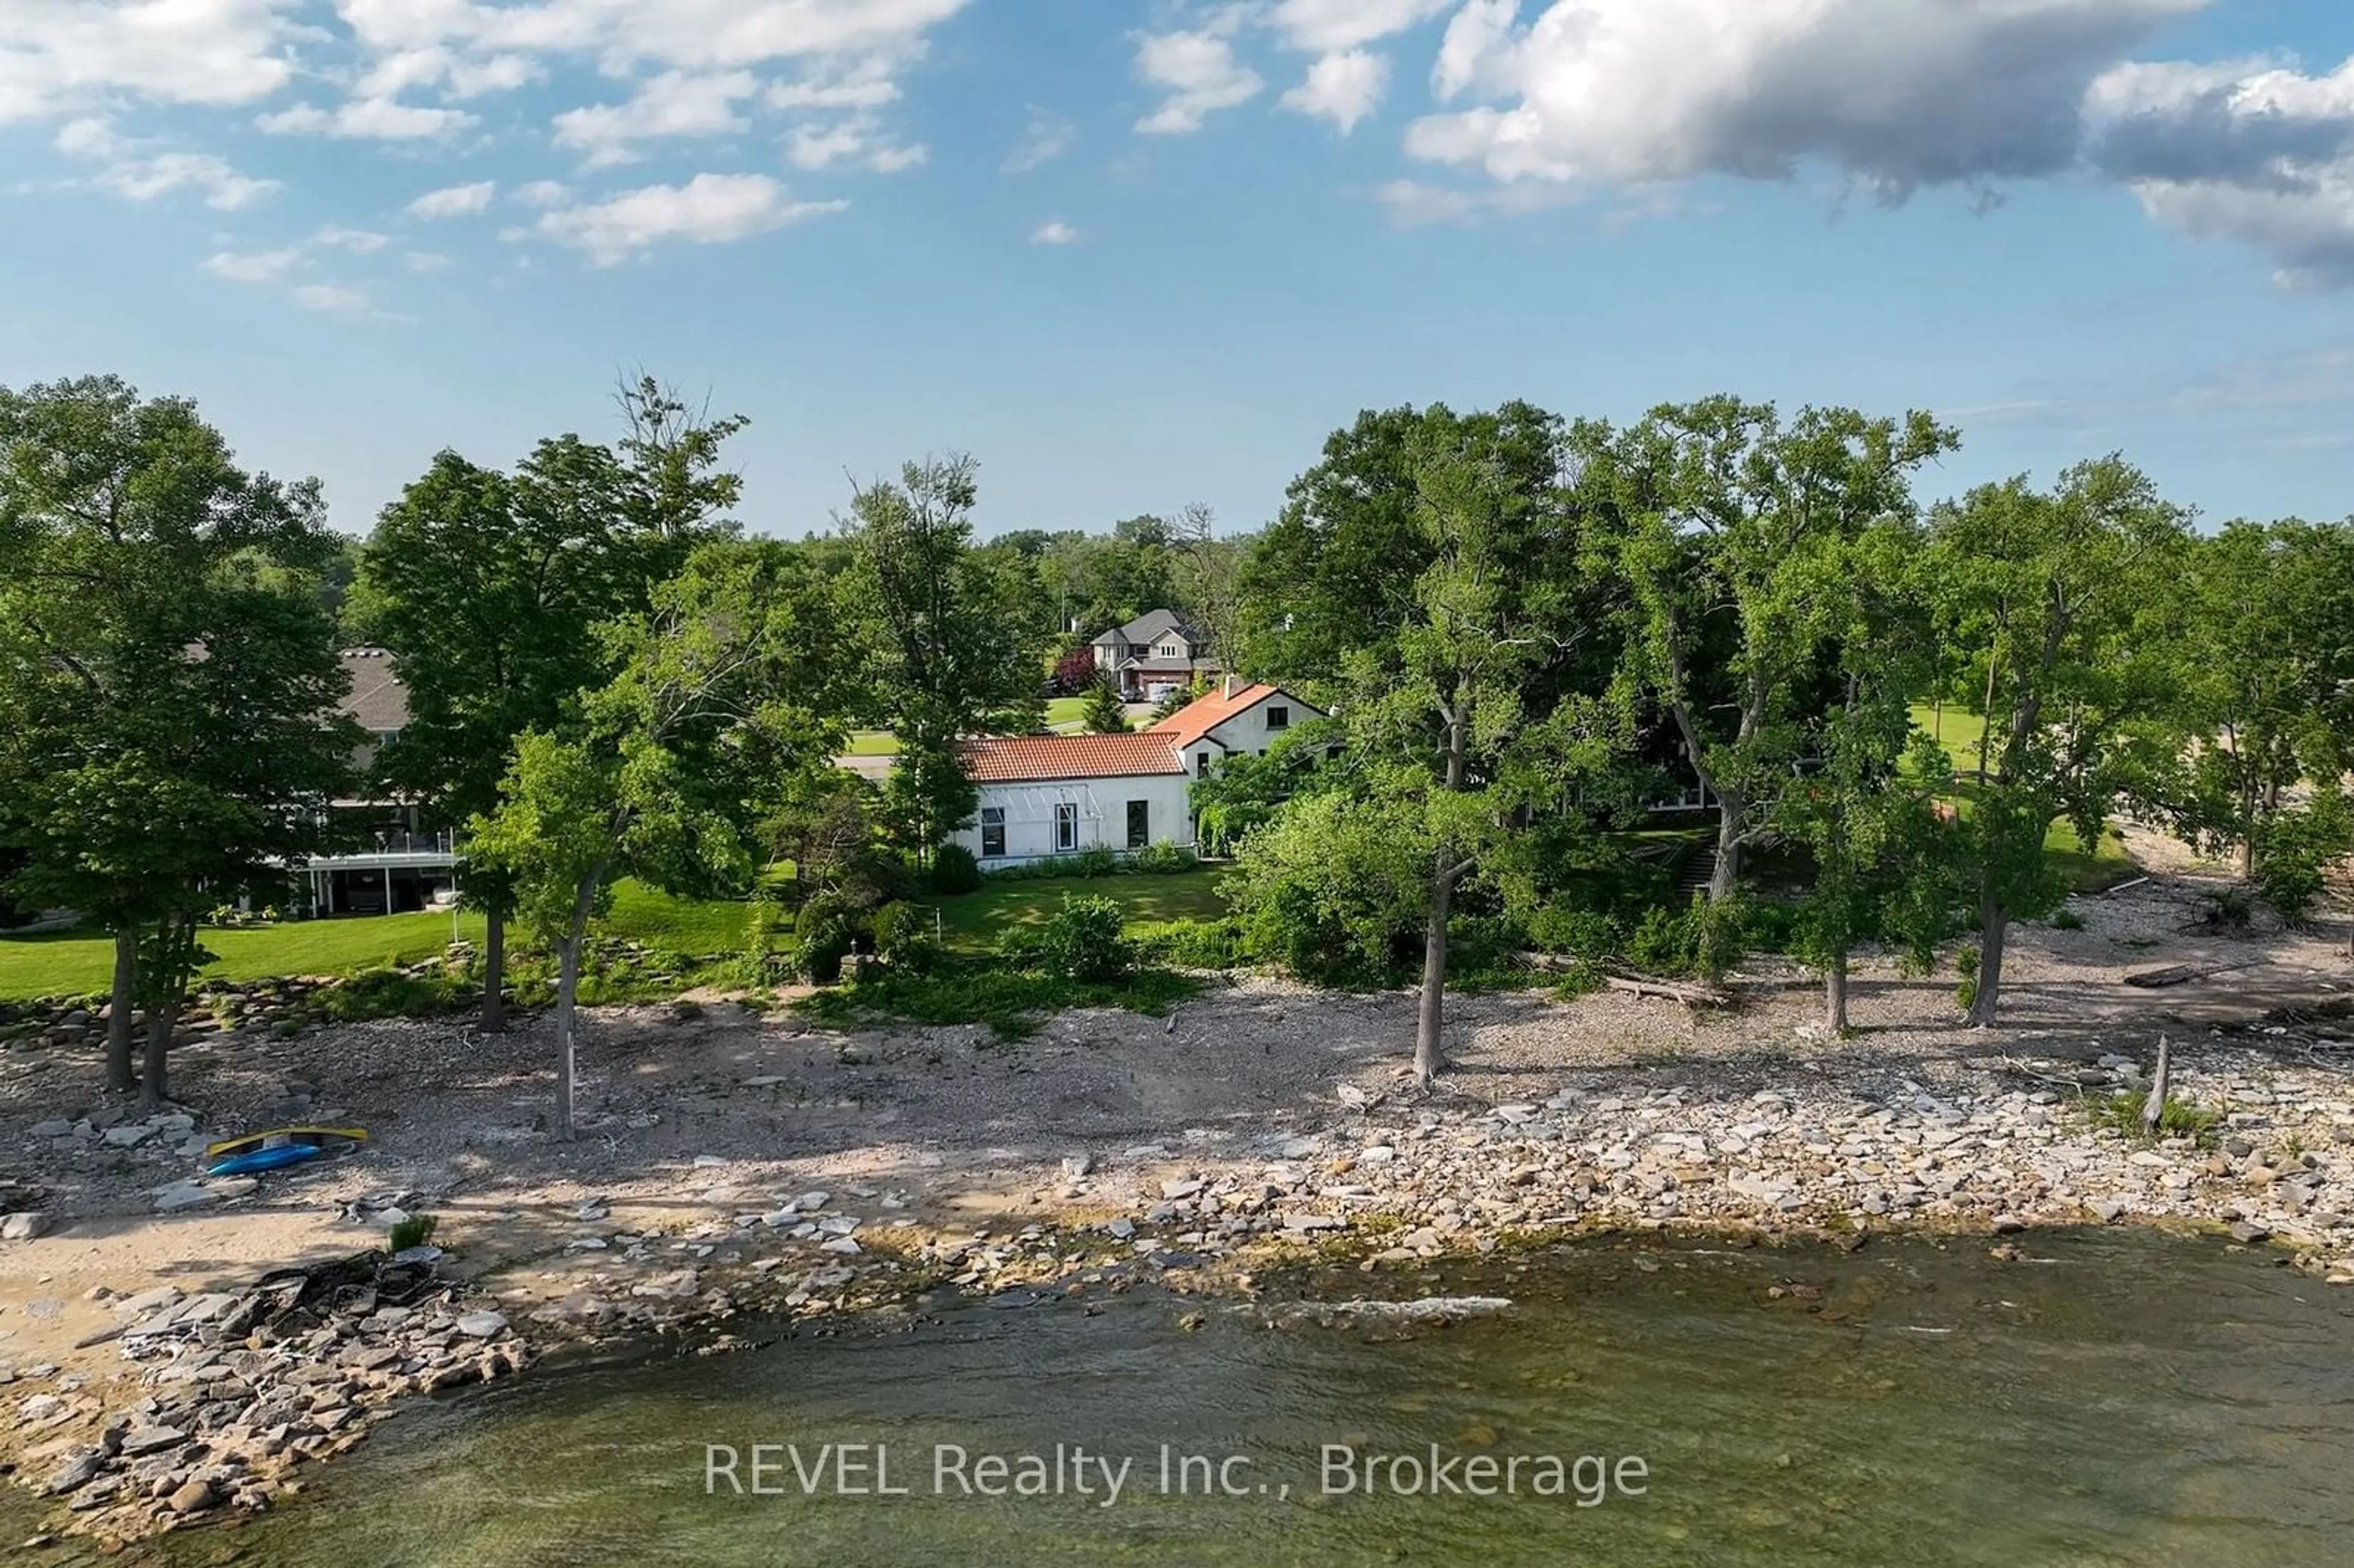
[167,1479,217,1515]
[2228,1220,2272,1244]
[1,1211,49,1241]
[1161,1178,1205,1200]
[45,1448,105,1494]
[118,1424,188,1457]
[455,1311,508,1339]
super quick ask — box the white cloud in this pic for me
[511,178,572,207]
[292,283,371,313]
[1134,23,1265,135]
[202,245,303,282]
[0,0,299,123]
[787,115,925,172]
[1282,49,1388,135]
[1431,0,1516,101]
[1004,107,1073,172]
[92,150,279,208]
[527,172,847,266]
[313,225,389,253]
[1268,0,1453,55]
[406,180,498,218]
[405,249,452,271]
[354,45,540,100]
[1403,0,2207,196]
[2085,54,2354,287]
[553,69,758,167]
[257,96,476,140]
[769,52,904,110]
[1030,219,1078,244]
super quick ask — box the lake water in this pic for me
[42,1229,2354,1566]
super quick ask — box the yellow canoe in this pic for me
[203,1125,370,1160]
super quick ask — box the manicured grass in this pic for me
[923,867,1230,955]
[1909,702,2142,892]
[1045,696,1089,733]
[845,730,900,756]
[0,880,758,1000]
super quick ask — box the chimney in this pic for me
[1222,674,1238,699]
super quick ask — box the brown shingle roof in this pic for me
[1147,682,1284,748]
[961,733,1187,783]
[338,649,409,733]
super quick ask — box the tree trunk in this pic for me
[1975,652,1999,789]
[141,999,175,1111]
[552,866,604,1141]
[1708,790,1745,904]
[1415,853,1453,1084]
[1967,894,2010,1027]
[107,928,137,1095]
[481,904,508,1035]
[2237,834,2255,881]
[1825,950,1849,1035]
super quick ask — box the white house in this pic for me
[949,682,1323,867]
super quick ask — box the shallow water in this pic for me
[79,1230,2354,1566]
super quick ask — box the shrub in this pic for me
[1525,902,1618,959]
[2201,887,2255,931]
[1222,794,1431,989]
[1066,845,1122,880]
[322,967,468,1022]
[794,964,1197,1040]
[1026,893,1132,983]
[929,842,983,895]
[1626,893,1750,980]
[1131,840,1199,875]
[2252,796,2352,927]
[1129,916,1246,969]
[795,892,860,984]
[870,900,942,975]
[2050,907,2085,931]
[2086,1090,2220,1143]
[387,1212,438,1253]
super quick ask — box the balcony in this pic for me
[305,830,459,869]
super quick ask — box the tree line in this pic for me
[2,375,2349,1119]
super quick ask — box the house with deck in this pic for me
[947,680,1322,867]
[296,649,461,916]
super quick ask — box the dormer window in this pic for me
[1265,706,1289,731]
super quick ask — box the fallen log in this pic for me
[2123,959,2261,990]
[1603,975,1734,1007]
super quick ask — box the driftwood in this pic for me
[1604,975,1735,1007]
[2124,959,2262,990]
[2141,1033,2172,1132]
[2101,876,2153,897]
[1514,951,1734,1007]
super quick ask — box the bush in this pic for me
[870,900,941,975]
[1222,794,1431,989]
[1020,893,1133,983]
[795,892,861,984]
[794,963,1197,1039]
[1066,845,1122,880]
[2252,796,2352,927]
[1129,916,1246,969]
[1626,893,1749,980]
[1131,840,1199,875]
[2201,887,2255,931]
[2050,907,2085,931]
[322,966,468,1022]
[1525,902,1618,959]
[387,1212,438,1253]
[928,842,982,895]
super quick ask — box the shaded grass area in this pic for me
[0,881,755,1000]
[923,868,1230,955]
[840,697,1103,759]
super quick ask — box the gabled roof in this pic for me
[1147,682,1309,748]
[962,733,1187,783]
[339,649,409,733]
[1095,608,1195,645]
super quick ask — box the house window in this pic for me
[1157,642,1183,658]
[1195,752,1211,779]
[1127,800,1150,849]
[1265,706,1290,731]
[1055,802,1078,853]
[981,807,1005,859]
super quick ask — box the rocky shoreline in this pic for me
[7,991,2354,1548]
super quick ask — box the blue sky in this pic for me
[7,1,2354,542]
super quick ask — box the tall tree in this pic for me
[1927,459,2192,1026]
[1171,501,1244,666]
[2169,519,2354,879]
[0,376,354,1102]
[470,542,847,1138]
[1574,397,1958,907]
[1777,523,1961,1032]
[842,455,1051,861]
[354,378,745,1030]
[1081,670,1132,733]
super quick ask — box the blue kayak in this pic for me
[208,1143,326,1178]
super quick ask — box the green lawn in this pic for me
[844,730,900,756]
[924,868,1230,955]
[0,880,758,1001]
[1909,703,2139,892]
[842,698,1113,758]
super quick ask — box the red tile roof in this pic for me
[961,733,1187,783]
[1147,682,1284,748]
